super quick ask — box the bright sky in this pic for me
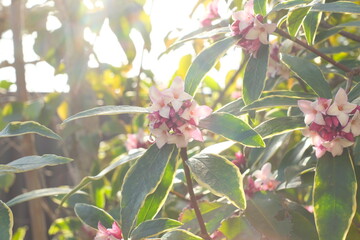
[0,0,241,93]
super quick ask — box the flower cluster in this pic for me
[245,163,280,198]
[95,222,122,240]
[298,88,360,158]
[148,77,212,148]
[201,0,220,27]
[230,0,276,56]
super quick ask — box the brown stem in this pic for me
[211,55,248,109]
[320,21,360,43]
[274,28,352,73]
[180,148,211,240]
[10,1,47,239]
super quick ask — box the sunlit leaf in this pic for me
[184,36,239,96]
[245,192,292,239]
[255,117,305,139]
[161,229,203,240]
[62,105,149,124]
[254,0,267,16]
[199,113,265,147]
[136,148,178,224]
[313,150,357,240]
[131,218,182,240]
[311,2,360,14]
[0,121,61,140]
[60,150,144,206]
[287,7,311,37]
[0,200,13,240]
[187,153,246,209]
[120,144,176,239]
[219,216,261,240]
[241,96,311,112]
[270,0,311,13]
[243,45,269,104]
[0,155,73,174]
[74,203,115,229]
[281,54,332,99]
[180,201,236,234]
[6,188,84,207]
[303,10,322,45]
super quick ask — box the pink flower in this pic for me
[181,101,212,125]
[163,77,192,112]
[201,0,220,27]
[150,123,170,149]
[298,98,331,125]
[343,110,360,137]
[252,163,280,191]
[327,88,357,126]
[322,137,354,157]
[95,222,122,240]
[148,86,171,118]
[148,77,213,149]
[245,18,276,44]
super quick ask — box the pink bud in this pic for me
[169,107,176,118]
[325,116,333,127]
[332,116,340,127]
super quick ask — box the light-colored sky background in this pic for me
[0,0,241,92]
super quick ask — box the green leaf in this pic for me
[184,36,239,96]
[281,54,332,99]
[243,44,269,104]
[131,218,182,240]
[215,98,245,116]
[219,216,261,240]
[287,7,311,37]
[278,139,311,182]
[0,173,15,191]
[12,226,27,240]
[245,192,292,239]
[311,2,360,14]
[0,154,73,174]
[120,144,176,239]
[199,113,265,147]
[187,153,246,209]
[247,134,290,169]
[0,200,13,240]
[6,187,83,207]
[254,0,267,16]
[180,201,236,234]
[161,229,203,240]
[136,148,178,224]
[348,81,360,102]
[303,11,322,45]
[330,20,360,29]
[313,150,357,240]
[255,117,305,139]
[74,203,115,229]
[60,150,144,206]
[241,95,312,112]
[62,105,149,124]
[270,0,311,13]
[287,202,318,240]
[0,121,61,140]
